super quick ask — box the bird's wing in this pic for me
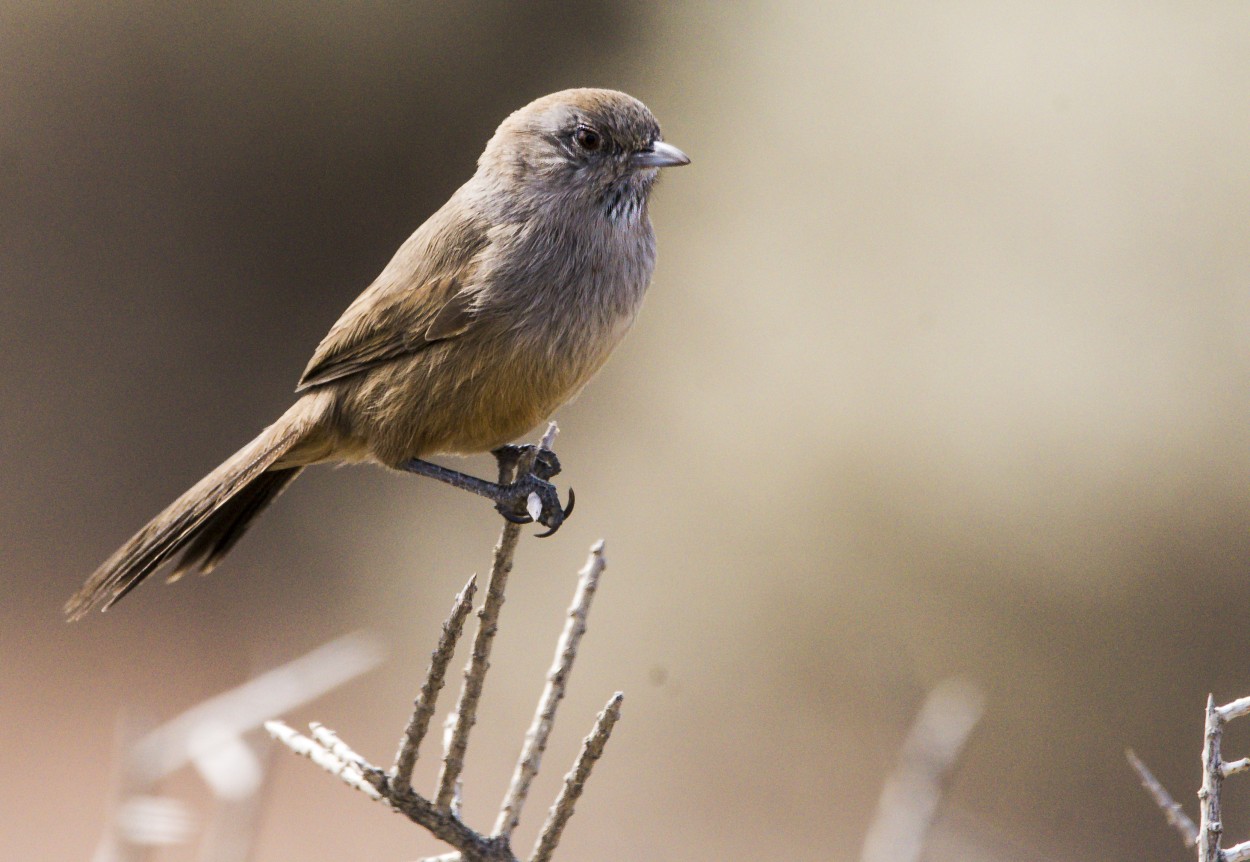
[296,213,489,392]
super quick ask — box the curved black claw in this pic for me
[496,505,532,525]
[534,487,575,538]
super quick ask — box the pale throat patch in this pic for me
[603,178,649,223]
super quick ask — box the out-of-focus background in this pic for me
[5,2,1250,859]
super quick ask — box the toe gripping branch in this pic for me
[403,443,575,537]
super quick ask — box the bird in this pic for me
[65,88,689,620]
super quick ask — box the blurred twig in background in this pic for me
[91,632,384,862]
[1126,748,1198,850]
[1131,694,1250,862]
[859,677,986,862]
[267,425,623,862]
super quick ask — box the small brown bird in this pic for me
[66,88,689,619]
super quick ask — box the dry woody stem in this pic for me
[267,424,623,862]
[1130,691,1250,862]
[435,520,519,810]
[530,692,623,862]
[393,575,478,794]
[494,540,606,838]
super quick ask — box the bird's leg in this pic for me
[402,452,573,536]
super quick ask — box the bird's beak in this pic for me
[633,141,691,169]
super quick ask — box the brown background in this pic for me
[5,2,1250,860]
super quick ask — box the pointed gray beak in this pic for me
[633,141,691,169]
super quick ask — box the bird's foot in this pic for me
[404,449,574,537]
[494,472,575,537]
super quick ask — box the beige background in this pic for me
[5,2,1250,859]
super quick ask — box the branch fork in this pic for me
[267,426,622,862]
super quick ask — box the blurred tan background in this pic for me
[5,1,1250,859]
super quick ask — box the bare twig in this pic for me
[1218,695,1250,722]
[436,516,522,809]
[495,540,606,838]
[1133,691,1250,862]
[264,721,381,799]
[1224,758,1250,778]
[1125,748,1198,848]
[537,423,560,460]
[310,722,370,769]
[1200,695,1224,862]
[393,576,478,793]
[858,677,985,862]
[530,692,624,862]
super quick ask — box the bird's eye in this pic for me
[573,126,602,152]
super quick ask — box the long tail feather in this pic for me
[65,405,315,620]
[170,466,303,579]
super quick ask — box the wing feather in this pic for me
[296,207,489,392]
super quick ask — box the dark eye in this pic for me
[573,126,602,152]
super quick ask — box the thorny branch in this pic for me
[1131,691,1250,862]
[267,424,624,862]
[393,576,478,795]
[530,691,623,862]
[495,540,607,839]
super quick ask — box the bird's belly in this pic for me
[340,326,621,467]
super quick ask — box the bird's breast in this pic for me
[340,214,656,465]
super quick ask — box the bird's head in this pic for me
[477,88,689,222]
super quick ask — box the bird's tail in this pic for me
[65,400,321,620]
